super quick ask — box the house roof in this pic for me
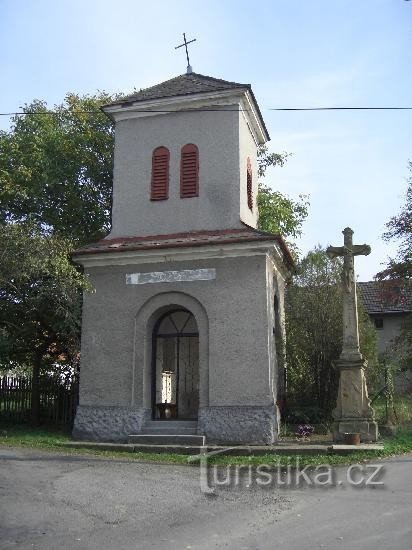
[102,72,269,141]
[358,281,412,315]
[72,227,294,269]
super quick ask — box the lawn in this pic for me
[1,423,411,467]
[372,395,412,425]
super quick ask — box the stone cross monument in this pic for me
[327,227,378,442]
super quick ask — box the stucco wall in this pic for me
[109,106,248,238]
[373,313,408,353]
[78,254,277,411]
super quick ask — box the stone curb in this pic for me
[62,441,384,456]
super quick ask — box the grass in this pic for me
[1,423,412,467]
[373,395,412,425]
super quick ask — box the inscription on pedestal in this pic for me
[126,268,216,285]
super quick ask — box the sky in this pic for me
[1,0,411,280]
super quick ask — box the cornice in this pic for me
[73,239,287,271]
[102,89,268,145]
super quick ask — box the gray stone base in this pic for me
[198,405,279,445]
[72,405,151,442]
[333,419,379,443]
[332,358,378,442]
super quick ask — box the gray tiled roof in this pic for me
[103,72,269,140]
[119,73,250,104]
[358,281,412,314]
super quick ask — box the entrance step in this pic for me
[131,420,205,445]
[128,434,205,446]
[141,420,198,435]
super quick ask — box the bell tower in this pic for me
[73,72,292,446]
[102,72,270,238]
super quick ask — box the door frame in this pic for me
[151,308,199,420]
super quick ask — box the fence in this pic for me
[0,374,79,428]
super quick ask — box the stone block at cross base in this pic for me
[332,359,378,442]
[333,419,379,443]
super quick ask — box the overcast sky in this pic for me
[1,0,411,280]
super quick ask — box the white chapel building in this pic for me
[72,72,293,445]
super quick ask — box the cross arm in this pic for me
[326,246,344,259]
[352,244,371,257]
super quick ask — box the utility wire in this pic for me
[269,107,412,111]
[1,106,412,117]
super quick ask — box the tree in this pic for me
[377,161,412,280]
[286,247,378,419]
[0,223,90,425]
[375,162,412,375]
[0,92,309,427]
[257,145,309,240]
[0,93,119,244]
[0,99,308,245]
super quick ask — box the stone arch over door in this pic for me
[133,292,209,411]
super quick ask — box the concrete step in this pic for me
[141,420,198,435]
[140,426,197,435]
[128,434,205,446]
[140,427,198,435]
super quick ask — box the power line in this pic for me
[0,109,242,115]
[269,107,412,111]
[1,106,412,117]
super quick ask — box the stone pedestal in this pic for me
[332,360,378,442]
[72,405,151,442]
[198,405,279,445]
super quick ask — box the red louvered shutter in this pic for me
[247,157,253,211]
[151,146,169,200]
[180,144,199,198]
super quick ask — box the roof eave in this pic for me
[101,88,269,144]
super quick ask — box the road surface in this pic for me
[0,447,411,549]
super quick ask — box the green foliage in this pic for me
[0,100,309,248]
[379,307,412,376]
[257,145,289,178]
[377,161,412,280]
[257,185,309,239]
[374,395,412,425]
[0,93,119,244]
[256,145,309,241]
[0,91,312,426]
[286,247,379,417]
[0,222,89,368]
[375,161,412,371]
[286,248,342,413]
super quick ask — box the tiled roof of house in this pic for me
[358,280,412,314]
[102,72,269,140]
[72,227,294,268]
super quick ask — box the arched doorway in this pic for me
[152,308,199,419]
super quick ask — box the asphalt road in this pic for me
[0,448,411,549]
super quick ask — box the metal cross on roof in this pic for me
[175,33,197,74]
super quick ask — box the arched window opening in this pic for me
[180,144,199,198]
[151,146,169,201]
[247,157,253,211]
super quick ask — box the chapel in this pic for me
[72,71,293,445]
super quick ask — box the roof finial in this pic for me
[175,33,197,74]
